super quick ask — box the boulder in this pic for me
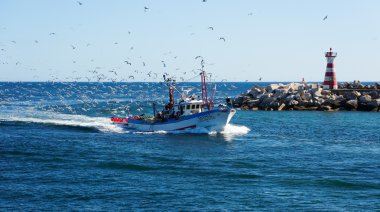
[322,98,342,109]
[233,96,244,107]
[259,97,276,109]
[277,103,286,111]
[249,87,265,99]
[247,99,260,108]
[345,91,361,101]
[321,90,331,96]
[319,105,333,111]
[272,89,288,99]
[287,100,299,106]
[345,100,358,110]
[359,95,372,104]
[311,88,323,98]
[298,100,309,107]
[368,91,379,99]
[269,100,280,109]
[285,95,295,103]
[358,101,379,111]
[266,84,280,93]
[294,93,302,102]
[302,93,312,101]
[367,100,380,110]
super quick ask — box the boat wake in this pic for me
[0,111,124,133]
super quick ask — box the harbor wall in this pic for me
[233,82,380,112]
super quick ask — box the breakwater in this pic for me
[233,82,380,112]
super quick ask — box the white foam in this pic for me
[220,124,251,135]
[1,112,124,133]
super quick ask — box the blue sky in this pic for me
[0,0,379,82]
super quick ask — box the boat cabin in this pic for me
[179,100,203,116]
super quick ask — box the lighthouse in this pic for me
[322,48,338,90]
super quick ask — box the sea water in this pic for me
[0,82,379,210]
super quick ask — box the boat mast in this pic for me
[164,75,175,111]
[200,60,210,110]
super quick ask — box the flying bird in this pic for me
[77,1,82,6]
[248,12,253,16]
[219,37,226,42]
[71,45,76,50]
[49,32,55,35]
[323,15,328,21]
[128,75,135,79]
[109,70,117,75]
[161,61,166,67]
[208,27,214,30]
[195,56,203,60]
[144,6,149,12]
[259,77,262,81]
[124,61,132,65]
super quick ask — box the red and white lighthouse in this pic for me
[322,48,338,90]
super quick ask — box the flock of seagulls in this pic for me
[0,0,332,85]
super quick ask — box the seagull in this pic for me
[195,55,203,60]
[248,12,253,16]
[323,15,328,21]
[109,70,117,75]
[49,32,55,35]
[128,75,135,79]
[144,6,149,12]
[259,77,262,81]
[219,37,226,42]
[161,61,166,67]
[124,61,132,65]
[11,40,16,44]
[71,45,76,50]
[142,62,146,66]
[208,27,214,30]
[77,1,82,6]
[34,40,38,43]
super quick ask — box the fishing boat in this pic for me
[111,70,236,132]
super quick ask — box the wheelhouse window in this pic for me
[186,105,190,110]
[191,105,195,109]
[196,104,200,109]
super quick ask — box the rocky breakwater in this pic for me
[233,82,380,112]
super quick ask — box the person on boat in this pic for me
[226,97,232,107]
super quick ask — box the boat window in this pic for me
[196,104,200,109]
[186,105,190,110]
[191,105,195,109]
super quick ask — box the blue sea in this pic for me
[0,82,379,210]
